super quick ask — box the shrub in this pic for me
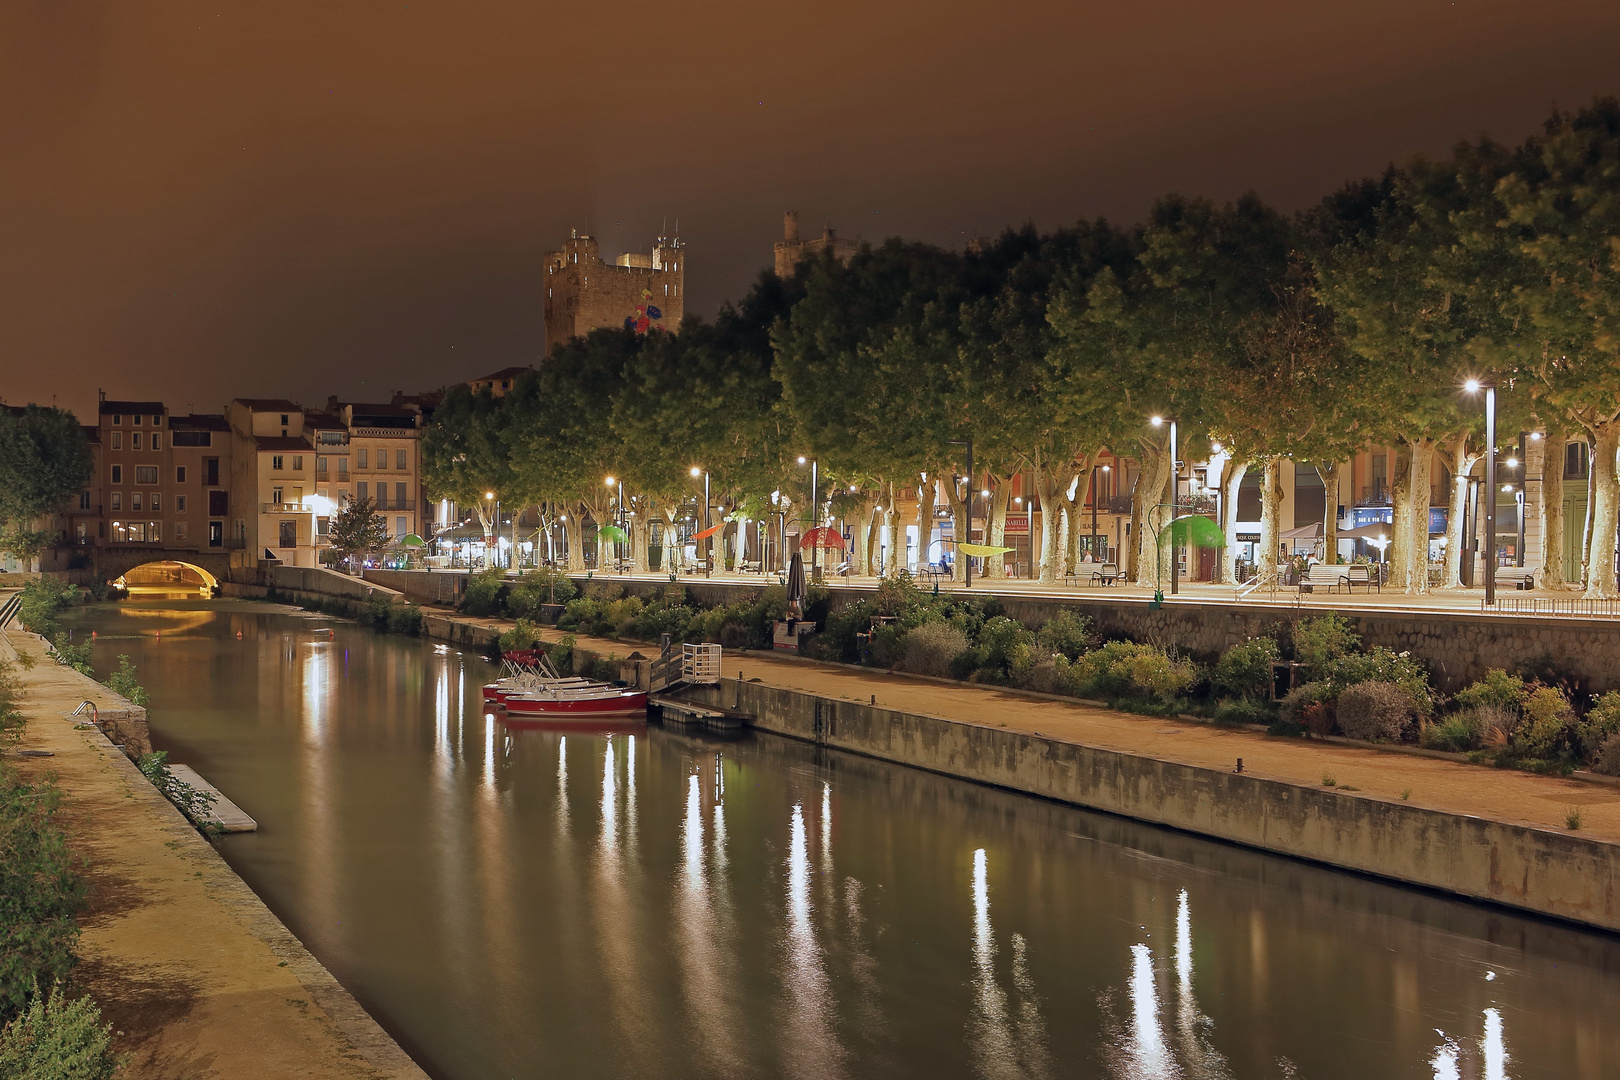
[897,621,970,678]
[505,568,578,618]
[544,634,576,673]
[967,617,1037,683]
[104,655,149,708]
[1213,698,1275,726]
[0,763,84,1020]
[1280,681,1335,737]
[0,985,121,1078]
[0,660,24,746]
[1422,711,1489,753]
[1335,681,1415,742]
[1453,668,1530,713]
[386,602,423,636]
[1593,732,1620,776]
[1512,685,1574,760]
[1078,641,1197,703]
[1034,611,1097,660]
[1292,613,1360,670]
[1576,691,1620,762]
[458,567,508,617]
[557,596,601,634]
[1014,654,1082,696]
[1213,637,1279,700]
[498,619,542,653]
[1324,647,1434,718]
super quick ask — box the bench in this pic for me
[1296,566,1317,594]
[920,561,952,584]
[1338,564,1380,593]
[1091,562,1121,586]
[1495,568,1536,591]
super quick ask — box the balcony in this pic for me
[372,500,417,511]
[262,502,309,513]
[350,427,419,439]
[315,468,329,481]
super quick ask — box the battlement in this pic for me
[543,230,685,353]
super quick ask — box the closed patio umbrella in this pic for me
[785,550,806,619]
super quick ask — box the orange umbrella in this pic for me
[692,523,723,541]
[799,526,846,550]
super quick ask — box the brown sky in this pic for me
[2,1,1618,420]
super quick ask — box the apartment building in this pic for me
[93,400,234,557]
[226,399,317,566]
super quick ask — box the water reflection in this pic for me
[782,802,844,1079]
[676,772,742,1075]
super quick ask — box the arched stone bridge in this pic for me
[91,548,236,590]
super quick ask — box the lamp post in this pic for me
[690,466,710,573]
[1151,416,1179,596]
[949,438,975,587]
[798,455,819,580]
[1465,380,1497,606]
[485,491,500,569]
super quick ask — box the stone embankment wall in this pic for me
[684,677,1620,932]
[0,629,151,758]
[224,566,405,617]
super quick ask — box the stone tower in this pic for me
[773,210,858,278]
[543,229,685,354]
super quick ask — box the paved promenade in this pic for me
[4,629,427,1080]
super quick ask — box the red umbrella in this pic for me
[692,523,723,541]
[799,526,846,550]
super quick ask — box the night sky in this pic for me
[3,1,1618,420]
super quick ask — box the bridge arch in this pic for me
[92,549,234,595]
[112,560,220,597]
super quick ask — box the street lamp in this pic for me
[485,491,501,569]
[1150,415,1180,596]
[691,466,711,573]
[797,456,820,580]
[949,437,975,586]
[1464,379,1498,606]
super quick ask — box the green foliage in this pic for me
[385,602,423,636]
[1511,686,1575,761]
[137,751,220,837]
[16,581,79,642]
[1291,614,1360,670]
[1335,681,1414,742]
[505,568,578,618]
[458,567,508,617]
[0,406,94,555]
[1076,641,1197,704]
[327,495,391,567]
[1576,691,1620,762]
[103,655,149,708]
[0,660,24,746]
[0,763,84,1022]
[0,984,122,1078]
[1033,611,1097,660]
[1213,637,1279,700]
[1592,732,1620,777]
[1321,647,1433,718]
[543,634,576,673]
[1422,710,1501,753]
[1279,680,1335,737]
[896,621,970,678]
[1453,669,1530,713]
[964,616,1036,683]
[497,619,542,653]
[1213,698,1276,726]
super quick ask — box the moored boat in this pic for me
[500,687,649,720]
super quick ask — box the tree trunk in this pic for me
[1060,472,1082,575]
[1220,458,1250,584]
[1316,461,1343,567]
[879,483,899,576]
[1258,457,1283,582]
[1389,444,1412,590]
[1540,432,1569,590]
[1034,466,1064,583]
[1584,423,1620,599]
[1133,445,1170,587]
[564,509,586,572]
[985,473,1014,580]
[913,477,937,574]
[1442,440,1481,589]
[1405,438,1436,594]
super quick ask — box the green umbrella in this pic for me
[1159,514,1226,550]
[401,534,425,547]
[598,524,629,544]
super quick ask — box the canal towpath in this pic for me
[2,627,429,1080]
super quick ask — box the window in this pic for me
[151,493,161,511]
[176,495,187,512]
[151,433,161,451]
[357,448,369,469]
[78,491,90,510]
[132,432,142,450]
[316,456,327,473]
[133,415,142,425]
[279,414,289,426]
[150,522,160,543]
[375,485,386,508]
[208,522,223,547]
[135,466,157,484]
[208,490,228,516]
[357,481,369,502]
[292,455,303,471]
[132,492,142,510]
[272,455,284,471]
[204,457,219,486]
[317,517,330,537]
[337,457,349,478]
[395,482,407,506]
[111,492,122,510]
[110,465,122,483]
[396,516,406,538]
[111,414,121,425]
[175,521,187,542]
[1567,441,1591,480]
[176,466,186,483]
[153,415,162,426]
[111,432,122,450]
[396,449,406,471]
[272,486,283,504]
[279,520,297,548]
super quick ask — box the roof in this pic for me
[471,366,532,383]
[99,400,166,415]
[170,413,229,431]
[254,436,311,451]
[81,425,100,442]
[343,403,416,417]
[302,411,343,428]
[232,398,303,412]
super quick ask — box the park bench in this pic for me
[1090,562,1121,586]
[1338,564,1380,593]
[920,561,952,584]
[1296,565,1318,594]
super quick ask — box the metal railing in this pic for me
[0,593,20,628]
[1486,595,1620,619]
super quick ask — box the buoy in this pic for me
[236,630,243,639]
[91,630,97,639]
[329,629,336,639]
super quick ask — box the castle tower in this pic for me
[543,229,685,354]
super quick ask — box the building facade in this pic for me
[93,399,235,560]
[543,231,684,352]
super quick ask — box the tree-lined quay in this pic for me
[424,99,1620,600]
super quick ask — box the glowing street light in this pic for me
[1464,379,1498,606]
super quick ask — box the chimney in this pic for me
[784,210,800,242]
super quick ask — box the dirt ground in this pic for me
[4,629,426,1080]
[531,623,1620,844]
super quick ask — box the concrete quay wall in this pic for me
[685,678,1620,933]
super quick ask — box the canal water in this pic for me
[64,601,1620,1079]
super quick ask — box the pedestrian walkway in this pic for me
[3,629,427,1080]
[531,623,1620,844]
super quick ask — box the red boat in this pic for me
[500,687,649,721]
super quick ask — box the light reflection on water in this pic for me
[68,603,1620,1080]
